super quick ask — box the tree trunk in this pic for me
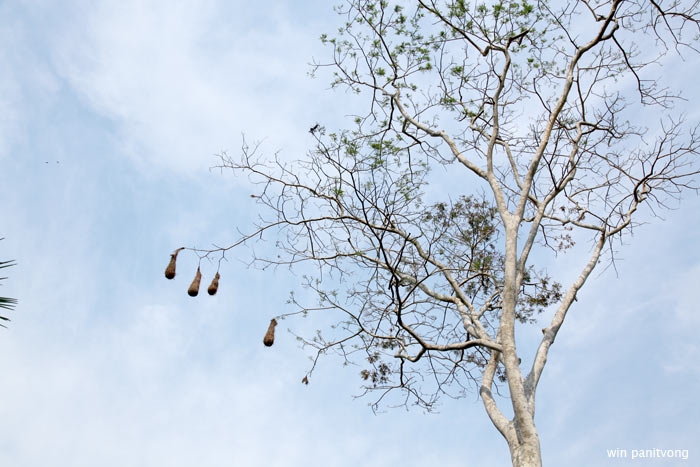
[509,435,542,467]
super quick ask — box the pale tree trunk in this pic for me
[482,363,543,467]
[505,391,544,466]
[506,408,542,467]
[512,444,542,467]
[481,342,543,466]
[502,219,543,467]
[483,368,542,466]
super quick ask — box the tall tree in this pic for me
[166,1,700,465]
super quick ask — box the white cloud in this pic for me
[0,3,62,160]
[0,292,500,466]
[45,0,339,176]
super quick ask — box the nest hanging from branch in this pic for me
[187,267,202,297]
[263,318,277,347]
[164,247,185,280]
[207,272,220,295]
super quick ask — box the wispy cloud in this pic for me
[44,0,337,175]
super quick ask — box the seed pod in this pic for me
[164,247,184,279]
[301,376,309,385]
[263,318,277,347]
[207,272,220,295]
[187,267,202,297]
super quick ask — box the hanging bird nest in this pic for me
[164,247,185,279]
[187,267,202,297]
[263,318,278,347]
[207,272,220,295]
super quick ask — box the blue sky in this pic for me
[0,1,699,466]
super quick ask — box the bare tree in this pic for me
[165,1,700,466]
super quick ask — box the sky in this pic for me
[0,1,699,466]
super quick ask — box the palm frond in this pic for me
[0,259,17,270]
[0,296,17,310]
[0,238,17,326]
